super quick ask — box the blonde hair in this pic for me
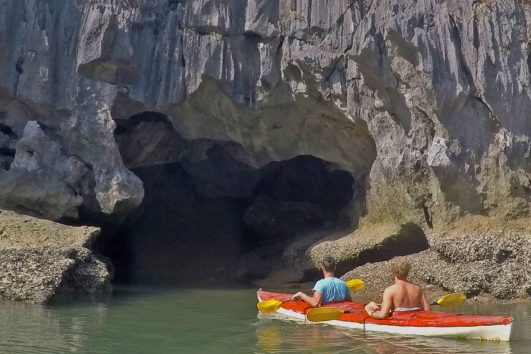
[389,257,411,279]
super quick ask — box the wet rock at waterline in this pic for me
[0,210,110,303]
[0,0,529,301]
[342,225,531,301]
[422,231,531,299]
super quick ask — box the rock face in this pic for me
[0,210,110,303]
[420,235,531,300]
[343,232,531,301]
[0,0,528,223]
[0,1,530,299]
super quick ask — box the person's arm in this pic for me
[367,288,393,319]
[342,282,352,302]
[420,292,431,311]
[364,301,380,313]
[292,291,323,307]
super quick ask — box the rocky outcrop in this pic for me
[343,240,531,302]
[308,223,429,270]
[255,217,530,301]
[0,1,530,299]
[0,210,110,303]
[253,222,430,288]
[342,219,531,301]
[2,0,528,223]
[420,230,531,299]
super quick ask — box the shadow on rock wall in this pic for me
[97,111,362,285]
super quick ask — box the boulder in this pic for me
[342,219,531,301]
[0,209,110,303]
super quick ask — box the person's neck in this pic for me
[323,270,334,278]
[394,276,409,284]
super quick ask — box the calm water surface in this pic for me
[0,287,529,353]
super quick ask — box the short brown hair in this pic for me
[320,256,336,272]
[389,257,411,279]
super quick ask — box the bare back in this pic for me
[387,281,424,309]
[377,279,431,317]
[365,278,430,319]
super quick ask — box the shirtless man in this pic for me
[364,257,430,319]
[292,257,351,307]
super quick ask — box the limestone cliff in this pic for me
[1,0,529,222]
[0,0,530,300]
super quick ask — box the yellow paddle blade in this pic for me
[346,278,365,292]
[306,307,344,322]
[436,293,467,307]
[257,300,283,314]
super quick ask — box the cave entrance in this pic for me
[97,110,374,286]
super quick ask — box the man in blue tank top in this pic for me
[292,257,351,306]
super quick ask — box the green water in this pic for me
[0,288,529,353]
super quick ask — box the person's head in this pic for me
[320,256,336,274]
[389,257,411,280]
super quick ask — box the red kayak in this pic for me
[257,290,512,341]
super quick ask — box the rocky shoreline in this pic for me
[343,231,530,302]
[254,217,531,304]
[0,210,110,303]
[342,234,531,305]
[0,206,529,304]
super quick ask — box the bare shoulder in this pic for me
[383,284,398,295]
[411,282,424,292]
[409,282,421,289]
[409,282,426,297]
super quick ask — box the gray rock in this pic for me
[0,0,529,299]
[0,209,111,303]
[420,232,531,299]
[342,232,531,300]
[0,0,527,223]
[427,138,452,168]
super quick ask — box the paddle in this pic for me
[257,299,290,314]
[346,278,365,292]
[306,292,468,322]
[257,278,365,314]
[306,307,363,322]
[430,292,467,307]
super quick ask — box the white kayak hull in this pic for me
[257,294,512,341]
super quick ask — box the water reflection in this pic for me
[0,288,527,353]
[255,319,514,354]
[0,300,108,353]
[255,322,363,353]
[256,325,282,352]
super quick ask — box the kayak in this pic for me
[257,290,512,341]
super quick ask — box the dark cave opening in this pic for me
[97,162,250,285]
[95,111,364,286]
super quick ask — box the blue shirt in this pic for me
[313,277,350,303]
